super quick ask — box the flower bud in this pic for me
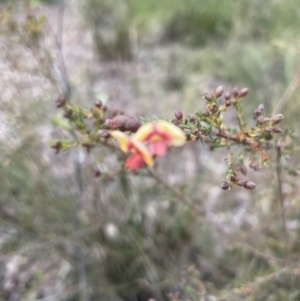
[214,86,224,98]
[249,162,260,171]
[98,129,111,138]
[244,181,256,190]
[51,141,62,154]
[271,114,284,125]
[111,115,129,131]
[211,104,219,113]
[265,132,273,140]
[232,87,239,97]
[202,111,210,117]
[175,110,183,120]
[188,114,196,122]
[55,97,66,108]
[230,173,237,182]
[103,119,113,128]
[236,179,245,186]
[272,127,283,134]
[204,92,213,102]
[124,118,142,132]
[171,119,180,126]
[102,105,108,112]
[93,169,102,177]
[225,100,231,107]
[264,127,272,134]
[224,91,231,101]
[254,103,264,116]
[239,87,249,98]
[95,100,102,108]
[63,108,73,119]
[257,116,265,124]
[220,181,229,190]
[235,164,247,176]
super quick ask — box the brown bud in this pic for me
[175,110,183,120]
[55,97,66,108]
[124,118,142,132]
[93,169,102,177]
[103,119,113,128]
[236,179,245,186]
[171,119,180,126]
[102,105,108,112]
[224,91,231,101]
[264,127,272,134]
[211,104,219,113]
[249,162,260,171]
[188,114,196,122]
[214,86,224,98]
[271,114,284,125]
[51,141,62,154]
[235,164,247,176]
[204,92,213,101]
[239,87,249,98]
[63,108,73,119]
[230,173,237,182]
[202,111,210,117]
[111,115,129,131]
[244,181,256,190]
[272,127,283,134]
[254,103,264,116]
[95,100,102,108]
[257,116,265,124]
[220,181,229,190]
[265,132,273,140]
[232,87,239,97]
[225,100,231,107]
[98,129,111,138]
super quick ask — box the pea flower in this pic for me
[111,120,186,170]
[110,131,153,170]
[134,120,186,157]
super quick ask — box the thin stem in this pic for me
[233,100,246,131]
[218,267,298,301]
[276,142,289,261]
[146,168,204,216]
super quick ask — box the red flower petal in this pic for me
[124,153,145,170]
[149,141,168,157]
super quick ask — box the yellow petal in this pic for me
[156,120,186,146]
[134,120,186,146]
[111,131,154,167]
[110,131,131,152]
[133,122,154,142]
[130,139,154,167]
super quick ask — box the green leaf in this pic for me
[52,115,72,131]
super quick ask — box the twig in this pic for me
[146,168,205,216]
[0,222,103,260]
[217,267,300,301]
[272,72,300,115]
[275,140,289,261]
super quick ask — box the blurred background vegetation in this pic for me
[0,0,300,300]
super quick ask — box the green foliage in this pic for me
[82,0,134,61]
[163,0,235,46]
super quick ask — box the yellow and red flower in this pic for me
[111,120,186,170]
[110,131,153,170]
[134,120,186,157]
